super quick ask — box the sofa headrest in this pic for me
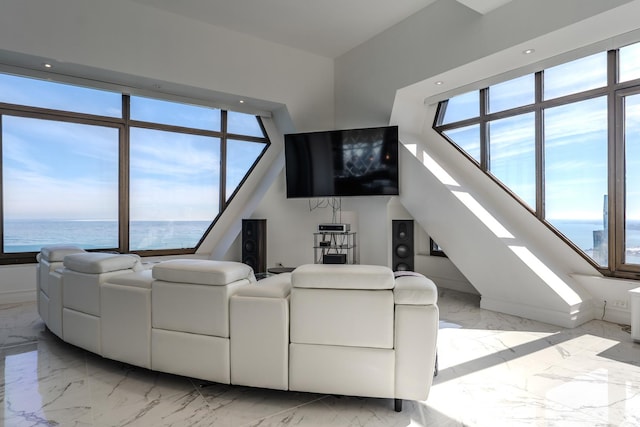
[292,264,394,290]
[39,245,86,262]
[152,259,254,286]
[63,252,142,274]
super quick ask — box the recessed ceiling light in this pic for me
[523,48,535,55]
[435,81,444,85]
[239,100,245,104]
[42,63,53,68]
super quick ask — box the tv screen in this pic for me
[284,126,399,198]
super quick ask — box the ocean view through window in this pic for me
[3,220,211,253]
[0,72,269,262]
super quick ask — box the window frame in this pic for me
[0,79,270,264]
[429,238,447,257]
[433,44,640,280]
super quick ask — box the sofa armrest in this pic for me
[230,273,291,390]
[393,272,439,401]
[235,273,292,298]
[394,273,438,305]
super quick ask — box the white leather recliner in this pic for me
[150,259,256,383]
[229,263,439,410]
[101,269,154,369]
[61,252,143,354]
[230,272,292,390]
[36,245,86,338]
[288,264,439,411]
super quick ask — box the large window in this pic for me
[544,98,608,265]
[2,117,119,252]
[128,128,220,251]
[0,73,269,262]
[443,125,481,163]
[543,53,607,100]
[434,41,640,278]
[489,113,536,207]
[623,92,640,265]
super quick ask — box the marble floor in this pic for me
[1,289,639,427]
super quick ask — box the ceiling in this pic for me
[129,0,511,58]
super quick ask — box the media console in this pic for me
[313,231,357,264]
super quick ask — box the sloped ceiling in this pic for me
[129,0,437,58]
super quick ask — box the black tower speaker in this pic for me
[242,219,266,273]
[392,220,414,271]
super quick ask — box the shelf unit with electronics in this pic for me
[313,231,357,264]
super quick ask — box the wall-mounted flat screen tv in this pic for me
[284,125,399,198]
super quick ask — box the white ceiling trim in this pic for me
[455,0,513,14]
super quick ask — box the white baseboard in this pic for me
[0,290,36,305]
[593,301,632,326]
[603,306,631,326]
[481,296,595,329]
[431,277,480,295]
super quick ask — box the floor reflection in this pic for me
[1,290,639,426]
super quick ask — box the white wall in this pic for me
[0,265,37,303]
[250,171,395,268]
[386,197,476,294]
[398,126,598,327]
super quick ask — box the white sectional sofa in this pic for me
[36,248,439,411]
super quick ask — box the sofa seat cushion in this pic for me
[292,264,394,290]
[106,269,153,289]
[40,245,85,262]
[152,259,254,286]
[289,343,395,399]
[393,273,438,305]
[152,329,230,384]
[64,252,141,274]
[235,273,291,298]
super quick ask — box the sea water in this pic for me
[6,218,640,265]
[535,219,640,265]
[3,219,211,252]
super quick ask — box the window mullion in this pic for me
[433,100,448,127]
[535,71,544,220]
[608,49,619,272]
[0,114,4,256]
[480,88,489,170]
[220,110,228,211]
[120,94,131,253]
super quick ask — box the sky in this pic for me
[441,50,640,222]
[0,73,266,222]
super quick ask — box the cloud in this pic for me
[3,167,119,220]
[130,128,220,178]
[130,177,218,221]
[0,74,121,117]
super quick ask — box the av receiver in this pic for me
[318,223,351,233]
